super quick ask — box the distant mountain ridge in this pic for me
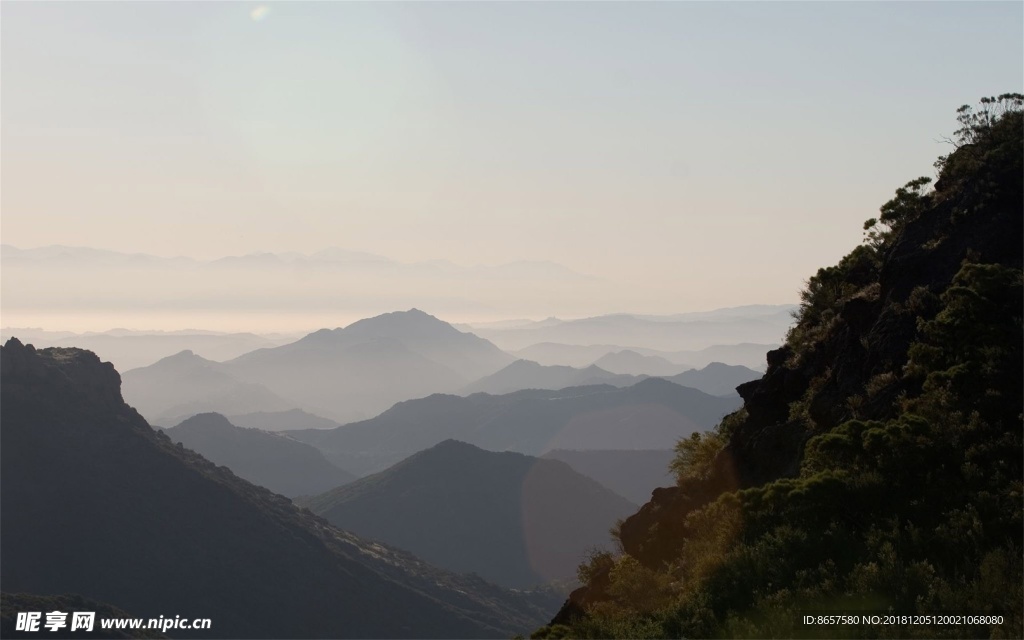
[227,408,337,432]
[0,338,559,638]
[459,360,761,399]
[302,440,637,588]
[290,378,741,476]
[1,244,595,279]
[162,413,356,497]
[2,244,603,325]
[591,350,684,376]
[512,341,778,371]
[663,362,762,397]
[461,360,642,395]
[0,328,290,372]
[120,310,515,424]
[465,307,795,352]
[121,350,294,425]
[222,310,514,422]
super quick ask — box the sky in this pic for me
[2,1,1022,331]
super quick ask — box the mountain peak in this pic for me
[159,349,202,362]
[136,349,217,374]
[395,439,497,467]
[427,438,489,455]
[173,411,235,430]
[341,308,462,340]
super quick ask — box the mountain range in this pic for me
[461,360,639,395]
[461,360,760,399]
[221,309,513,422]
[1,245,594,280]
[0,338,559,638]
[1,244,605,325]
[511,341,778,371]
[590,349,685,376]
[302,440,637,589]
[289,378,740,476]
[0,327,293,373]
[121,310,514,424]
[226,408,338,431]
[463,306,795,352]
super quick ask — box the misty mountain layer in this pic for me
[461,360,642,395]
[120,310,514,424]
[0,339,559,639]
[290,378,740,476]
[121,350,293,425]
[222,309,513,422]
[162,413,356,497]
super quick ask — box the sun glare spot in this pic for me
[250,6,270,22]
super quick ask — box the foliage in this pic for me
[669,430,725,484]
[863,176,932,249]
[544,96,1023,639]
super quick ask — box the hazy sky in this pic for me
[2,2,1022,328]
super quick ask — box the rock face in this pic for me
[0,339,560,639]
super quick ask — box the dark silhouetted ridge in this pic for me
[303,440,637,588]
[0,339,560,638]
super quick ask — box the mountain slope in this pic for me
[226,408,338,432]
[0,339,559,638]
[290,379,740,476]
[121,350,293,425]
[461,360,642,395]
[541,96,1024,638]
[162,413,356,497]
[303,440,637,588]
[468,309,794,352]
